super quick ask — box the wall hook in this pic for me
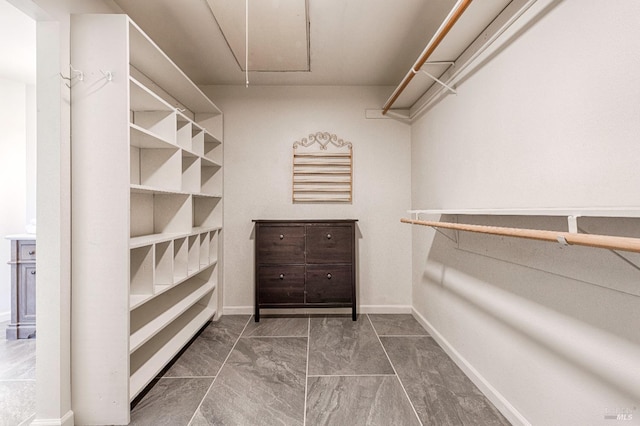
[69,64,84,81]
[59,73,71,88]
[99,69,113,82]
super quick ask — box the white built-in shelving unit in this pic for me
[71,14,223,425]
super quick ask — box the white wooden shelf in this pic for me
[129,77,174,112]
[408,207,640,218]
[71,14,223,425]
[130,278,215,352]
[128,20,221,115]
[129,303,215,400]
[130,124,176,149]
[129,259,218,310]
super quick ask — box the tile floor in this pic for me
[131,314,511,426]
[0,315,510,425]
[0,321,36,426]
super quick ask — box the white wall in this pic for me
[0,0,36,324]
[203,85,413,314]
[0,79,29,321]
[411,1,640,425]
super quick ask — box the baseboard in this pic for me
[0,311,10,323]
[222,305,413,316]
[30,410,74,426]
[411,308,531,426]
[223,306,253,315]
[359,305,413,314]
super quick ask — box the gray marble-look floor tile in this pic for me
[381,336,511,426]
[306,375,420,426]
[163,316,250,378]
[0,380,36,426]
[243,315,309,337]
[129,377,213,426]
[191,337,307,426]
[0,338,36,380]
[308,315,394,376]
[368,314,429,336]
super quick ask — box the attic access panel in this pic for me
[206,0,310,72]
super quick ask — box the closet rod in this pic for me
[382,0,473,115]
[400,218,640,254]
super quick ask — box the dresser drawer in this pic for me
[257,265,305,304]
[19,243,36,261]
[305,265,352,304]
[306,225,352,264]
[256,225,305,264]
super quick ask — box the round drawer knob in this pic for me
[327,234,332,240]
[327,273,332,279]
[28,250,35,255]
[279,234,284,240]
[31,270,36,275]
[279,273,285,280]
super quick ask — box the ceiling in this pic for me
[112,0,463,87]
[0,0,514,108]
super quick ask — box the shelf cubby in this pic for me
[193,196,222,229]
[130,245,154,297]
[132,146,181,190]
[188,234,200,274]
[129,77,174,112]
[129,269,215,353]
[203,132,222,164]
[129,301,215,400]
[130,192,192,238]
[130,124,176,149]
[192,127,205,157]
[209,230,219,264]
[200,162,222,196]
[154,241,173,288]
[176,115,193,151]
[173,237,188,283]
[181,152,201,193]
[196,113,223,141]
[132,111,176,145]
[199,232,210,267]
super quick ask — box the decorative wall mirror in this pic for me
[292,132,353,203]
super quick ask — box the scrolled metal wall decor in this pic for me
[293,131,353,150]
[292,132,353,203]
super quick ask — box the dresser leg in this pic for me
[255,306,260,322]
[352,305,357,321]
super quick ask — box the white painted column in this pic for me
[32,19,74,426]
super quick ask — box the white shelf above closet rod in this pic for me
[408,208,640,218]
[401,217,640,254]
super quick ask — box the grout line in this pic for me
[157,376,216,380]
[0,378,36,382]
[307,374,397,378]
[241,335,308,339]
[377,334,429,338]
[302,316,310,426]
[367,314,424,426]
[186,315,253,426]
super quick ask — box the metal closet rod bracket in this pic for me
[412,61,457,94]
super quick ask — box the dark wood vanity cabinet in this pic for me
[253,220,357,321]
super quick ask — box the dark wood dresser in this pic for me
[253,219,357,321]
